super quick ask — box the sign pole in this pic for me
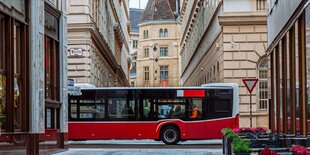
[242,78,258,128]
[250,93,252,128]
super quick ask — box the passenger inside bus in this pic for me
[122,105,134,115]
[172,106,184,118]
[190,105,200,118]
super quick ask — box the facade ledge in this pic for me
[219,11,267,26]
[139,38,179,42]
[138,20,180,27]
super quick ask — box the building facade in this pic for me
[180,0,268,127]
[267,0,310,136]
[129,8,143,87]
[0,0,68,154]
[67,0,131,87]
[136,0,181,87]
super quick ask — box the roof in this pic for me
[129,8,144,33]
[140,0,178,23]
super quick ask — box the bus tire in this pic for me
[160,126,180,145]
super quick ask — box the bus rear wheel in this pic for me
[160,126,180,145]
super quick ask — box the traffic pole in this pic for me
[250,93,252,128]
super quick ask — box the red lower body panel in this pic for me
[68,117,237,140]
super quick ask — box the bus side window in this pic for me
[188,98,202,119]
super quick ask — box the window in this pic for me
[188,98,202,119]
[156,99,186,119]
[159,29,164,38]
[258,57,269,110]
[256,0,267,11]
[206,89,233,119]
[307,55,310,73]
[0,13,28,132]
[0,14,6,131]
[69,99,106,120]
[143,30,149,39]
[108,98,135,120]
[160,66,168,80]
[164,29,168,37]
[144,66,149,81]
[13,22,23,131]
[133,40,138,49]
[160,47,168,57]
[69,99,77,119]
[144,48,149,58]
[45,36,60,101]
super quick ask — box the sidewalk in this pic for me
[68,139,222,145]
[53,148,223,155]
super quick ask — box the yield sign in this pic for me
[242,78,258,94]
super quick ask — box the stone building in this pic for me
[0,0,68,154]
[267,0,310,136]
[67,0,131,87]
[129,8,143,87]
[180,0,268,127]
[136,0,181,87]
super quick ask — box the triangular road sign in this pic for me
[242,79,258,94]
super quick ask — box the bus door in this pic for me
[205,89,234,139]
[185,98,207,139]
[107,89,138,139]
[136,98,158,139]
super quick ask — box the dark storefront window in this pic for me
[13,22,23,131]
[305,5,310,134]
[45,37,59,101]
[44,9,60,130]
[0,14,6,131]
[0,12,28,132]
[286,32,291,133]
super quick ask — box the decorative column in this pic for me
[59,0,68,148]
[29,0,45,154]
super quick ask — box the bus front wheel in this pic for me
[160,126,180,145]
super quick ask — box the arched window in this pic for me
[159,29,164,38]
[164,29,168,37]
[258,57,269,110]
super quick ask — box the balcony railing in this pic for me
[257,0,267,11]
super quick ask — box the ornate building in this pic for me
[0,0,68,154]
[129,8,143,87]
[180,0,269,127]
[67,0,131,87]
[136,0,181,87]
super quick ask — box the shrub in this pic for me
[222,128,232,135]
[232,137,252,153]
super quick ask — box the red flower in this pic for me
[233,128,241,133]
[259,147,278,155]
[290,145,310,155]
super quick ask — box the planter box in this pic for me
[225,137,234,155]
[232,153,251,155]
[222,135,234,155]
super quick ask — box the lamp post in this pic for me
[200,67,204,86]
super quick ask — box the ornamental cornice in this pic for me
[219,12,267,26]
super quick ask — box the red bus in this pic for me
[68,83,239,144]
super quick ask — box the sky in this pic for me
[129,0,148,9]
